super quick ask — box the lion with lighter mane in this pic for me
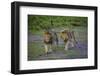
[60,29,77,50]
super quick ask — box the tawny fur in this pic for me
[60,30,76,50]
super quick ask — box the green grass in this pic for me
[28,42,81,60]
[66,49,80,57]
[28,42,45,60]
[28,42,64,60]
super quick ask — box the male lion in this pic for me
[43,31,53,54]
[60,29,77,50]
[43,29,59,54]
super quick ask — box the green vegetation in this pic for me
[28,15,87,33]
[28,42,45,60]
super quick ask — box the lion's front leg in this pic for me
[64,40,70,51]
[49,44,52,52]
[44,44,49,54]
[44,44,52,55]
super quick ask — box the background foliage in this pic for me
[28,15,87,33]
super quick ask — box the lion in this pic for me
[43,29,59,54]
[60,29,77,50]
[43,30,53,54]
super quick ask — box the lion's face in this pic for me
[43,31,52,44]
[60,30,69,43]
